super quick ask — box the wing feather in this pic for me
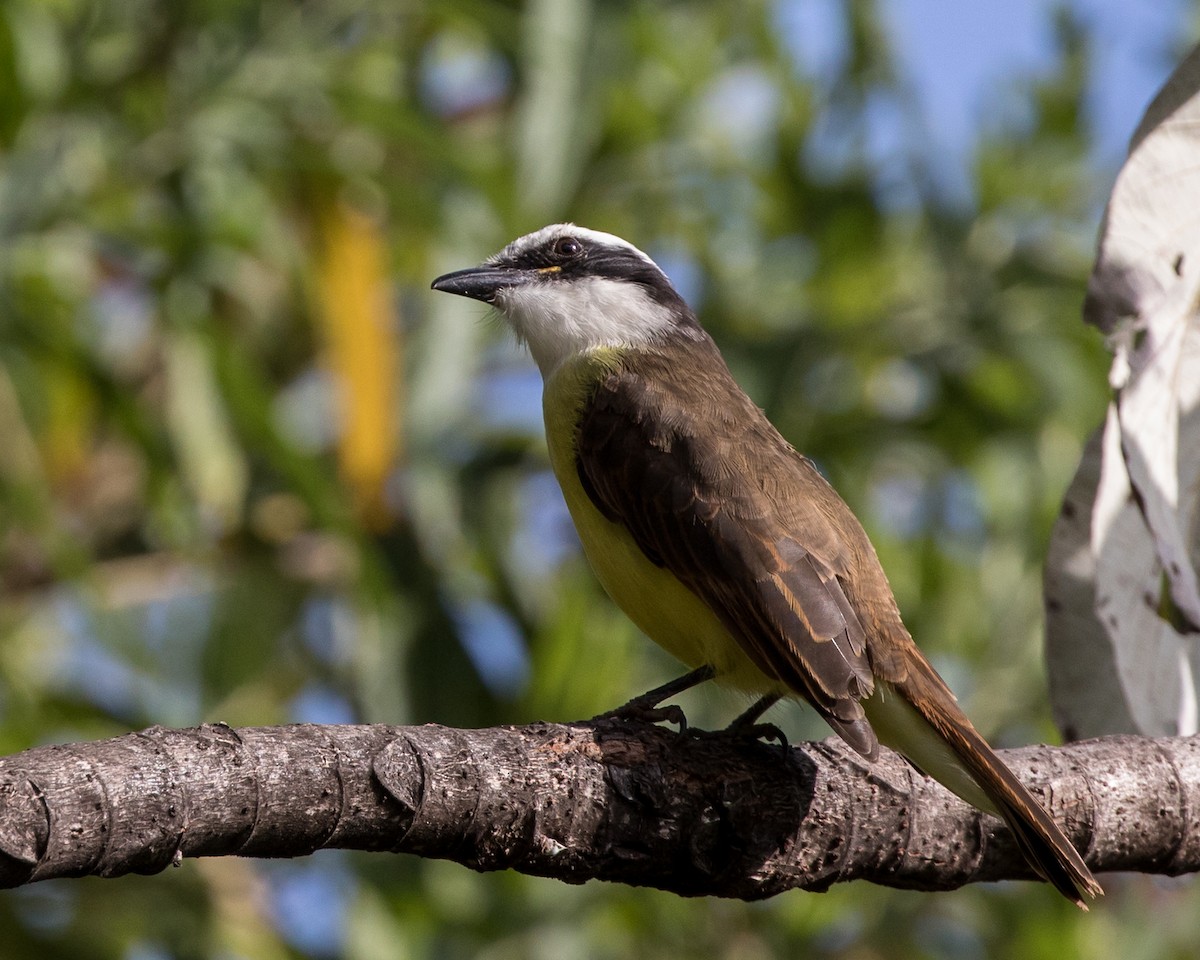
[575,339,885,753]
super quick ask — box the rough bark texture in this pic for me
[0,720,1195,897]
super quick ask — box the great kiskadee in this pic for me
[431,224,1101,906]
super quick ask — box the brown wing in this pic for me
[575,338,881,755]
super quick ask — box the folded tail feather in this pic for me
[860,668,1102,908]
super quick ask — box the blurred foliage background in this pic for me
[0,0,1197,957]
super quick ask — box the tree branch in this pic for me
[0,720,1194,896]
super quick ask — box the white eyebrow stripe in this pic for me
[491,223,657,267]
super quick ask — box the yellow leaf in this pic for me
[39,365,91,484]
[313,201,403,531]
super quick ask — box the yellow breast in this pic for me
[541,351,780,695]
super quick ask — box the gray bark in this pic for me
[0,720,1194,898]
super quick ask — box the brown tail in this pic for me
[984,758,1104,909]
[866,662,1102,908]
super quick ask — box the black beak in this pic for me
[430,265,532,303]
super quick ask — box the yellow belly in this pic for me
[542,352,781,695]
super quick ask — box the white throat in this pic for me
[496,275,676,376]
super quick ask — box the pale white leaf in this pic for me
[1046,43,1200,739]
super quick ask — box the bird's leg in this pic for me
[691,693,790,754]
[617,664,717,709]
[594,665,716,730]
[728,694,780,730]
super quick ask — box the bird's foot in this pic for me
[729,721,790,755]
[720,694,790,754]
[591,665,716,731]
[595,700,691,731]
[681,717,789,754]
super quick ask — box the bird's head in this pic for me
[431,224,699,374]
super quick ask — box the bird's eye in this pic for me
[553,237,583,258]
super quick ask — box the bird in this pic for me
[431,223,1102,907]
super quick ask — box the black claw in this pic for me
[595,700,691,731]
[591,668,791,751]
[719,695,789,754]
[741,722,790,756]
[592,665,716,729]
[683,719,790,756]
